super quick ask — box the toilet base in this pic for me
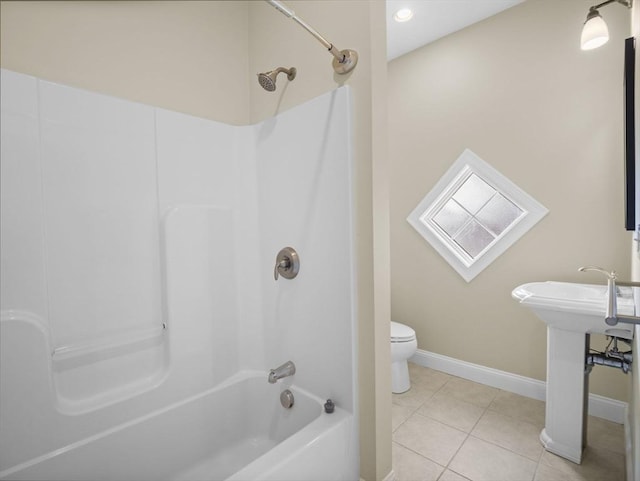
[392,360,410,394]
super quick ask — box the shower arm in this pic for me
[291,13,344,62]
[266,0,341,60]
[265,0,358,74]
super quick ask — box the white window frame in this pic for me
[407,149,548,282]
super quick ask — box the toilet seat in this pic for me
[390,321,418,394]
[391,321,416,343]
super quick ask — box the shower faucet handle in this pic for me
[274,258,290,281]
[274,247,300,281]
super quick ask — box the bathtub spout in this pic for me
[268,361,296,383]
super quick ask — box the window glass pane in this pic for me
[476,193,523,236]
[406,149,548,282]
[452,174,495,214]
[454,219,495,258]
[432,199,471,237]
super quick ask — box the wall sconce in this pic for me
[581,0,632,50]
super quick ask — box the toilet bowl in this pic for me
[390,321,418,394]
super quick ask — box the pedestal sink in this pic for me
[512,281,635,463]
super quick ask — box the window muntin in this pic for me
[407,149,548,282]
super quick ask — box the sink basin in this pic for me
[512,281,635,339]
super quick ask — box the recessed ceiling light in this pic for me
[393,8,414,23]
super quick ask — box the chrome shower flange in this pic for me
[332,49,358,75]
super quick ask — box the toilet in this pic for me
[390,321,418,394]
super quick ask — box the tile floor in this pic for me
[392,362,626,481]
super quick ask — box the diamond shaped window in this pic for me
[407,149,548,282]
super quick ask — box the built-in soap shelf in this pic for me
[51,324,169,415]
[1,312,170,415]
[52,324,166,369]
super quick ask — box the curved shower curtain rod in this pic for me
[264,0,358,74]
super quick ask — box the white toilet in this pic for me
[390,321,418,394]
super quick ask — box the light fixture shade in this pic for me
[581,10,609,50]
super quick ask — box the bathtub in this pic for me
[0,372,357,481]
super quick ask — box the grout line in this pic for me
[442,402,492,478]
[444,427,471,472]
[391,438,449,478]
[411,364,543,481]
[531,445,547,481]
[400,365,619,481]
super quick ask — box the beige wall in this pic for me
[0,1,251,125]
[389,0,632,402]
[0,1,391,479]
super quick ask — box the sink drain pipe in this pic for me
[586,352,632,373]
[585,336,633,374]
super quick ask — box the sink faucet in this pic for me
[578,266,640,327]
[268,360,296,383]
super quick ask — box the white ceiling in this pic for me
[386,0,525,60]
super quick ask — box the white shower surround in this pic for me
[0,69,357,480]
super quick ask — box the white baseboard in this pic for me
[411,349,628,424]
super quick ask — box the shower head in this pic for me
[257,67,296,92]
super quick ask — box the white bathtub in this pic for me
[0,372,357,481]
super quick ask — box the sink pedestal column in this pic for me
[541,327,589,464]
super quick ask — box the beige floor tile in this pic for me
[393,403,418,432]
[391,367,627,481]
[439,377,499,408]
[418,391,485,433]
[393,383,438,409]
[449,436,538,481]
[437,469,471,481]
[392,442,444,481]
[533,462,576,481]
[471,410,544,461]
[488,390,546,428]
[393,413,468,466]
[409,363,452,391]
[586,416,625,456]
[539,445,625,481]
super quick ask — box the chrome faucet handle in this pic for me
[578,266,617,280]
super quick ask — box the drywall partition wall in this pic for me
[389,0,632,402]
[255,87,356,414]
[0,69,244,470]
